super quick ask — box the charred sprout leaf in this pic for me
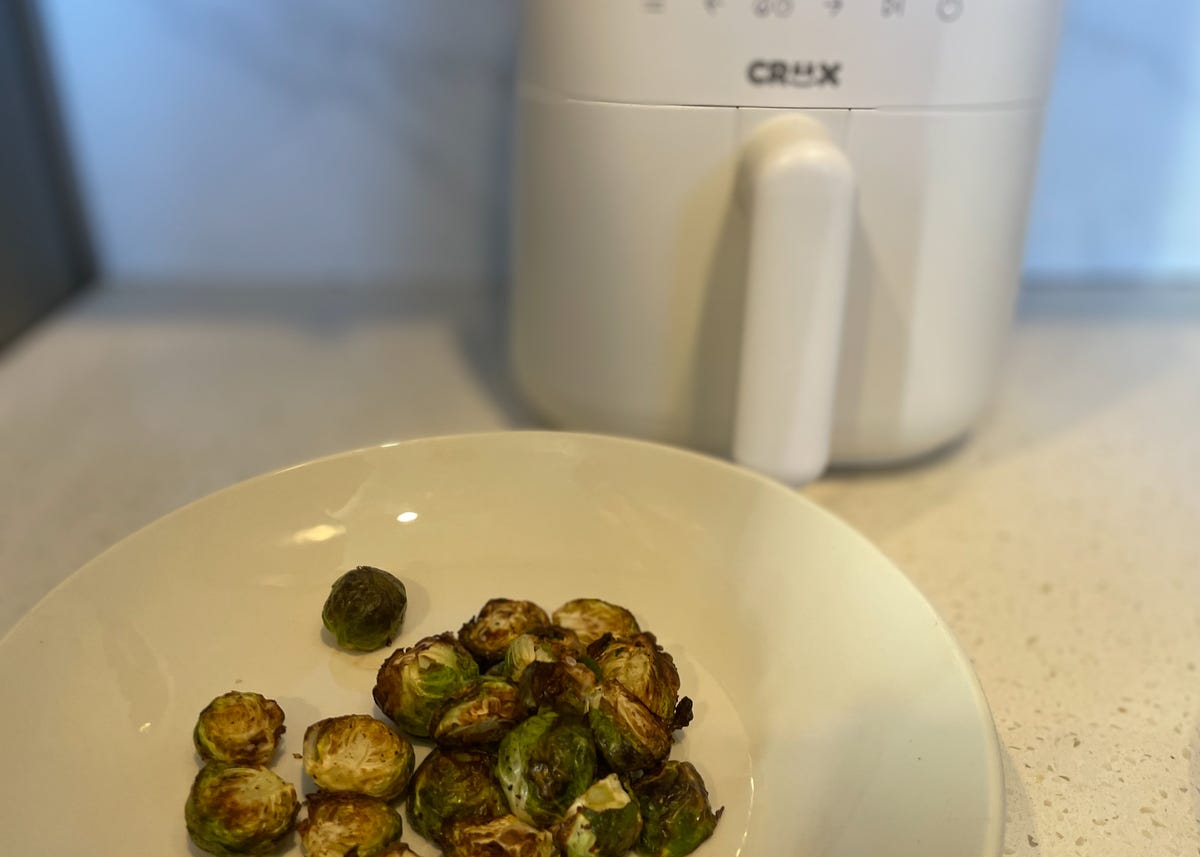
[517,656,600,717]
[322,566,408,652]
[302,715,415,801]
[377,843,429,857]
[379,840,432,854]
[631,761,722,857]
[297,791,404,857]
[501,627,585,683]
[185,764,298,856]
[496,710,597,828]
[406,748,509,847]
[443,814,557,857]
[593,632,681,722]
[193,691,286,767]
[432,676,528,748]
[459,599,551,665]
[556,774,643,857]
[374,633,480,737]
[587,681,672,773]
[551,599,640,647]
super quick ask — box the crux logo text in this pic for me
[747,60,842,88]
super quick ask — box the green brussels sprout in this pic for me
[193,691,286,767]
[587,680,672,773]
[184,763,298,855]
[501,627,585,684]
[406,748,510,846]
[432,676,528,748]
[631,761,722,857]
[555,774,643,857]
[374,633,481,737]
[516,655,601,718]
[496,710,597,828]
[551,599,640,646]
[302,714,416,801]
[592,632,680,722]
[322,566,408,652]
[459,599,551,665]
[297,791,405,857]
[443,814,557,857]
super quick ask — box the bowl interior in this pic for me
[0,432,1000,856]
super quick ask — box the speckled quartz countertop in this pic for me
[2,284,1198,856]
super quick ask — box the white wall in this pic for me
[36,0,1200,289]
[37,0,518,289]
[1023,0,1200,280]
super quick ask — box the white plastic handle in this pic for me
[732,116,856,485]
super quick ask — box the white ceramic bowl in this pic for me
[0,432,1001,856]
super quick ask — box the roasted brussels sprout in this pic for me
[517,656,600,718]
[592,632,681,722]
[501,627,585,683]
[432,676,527,748]
[555,774,643,857]
[459,599,551,664]
[406,748,510,846]
[443,814,557,857]
[302,714,415,801]
[193,690,286,767]
[587,680,672,773]
[552,599,640,646]
[374,633,481,737]
[185,763,298,855]
[297,791,405,857]
[322,566,408,652]
[378,843,428,857]
[631,761,722,857]
[496,710,597,828]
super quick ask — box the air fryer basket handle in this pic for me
[733,116,856,484]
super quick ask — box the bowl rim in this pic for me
[0,429,1004,855]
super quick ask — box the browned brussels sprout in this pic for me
[444,814,557,857]
[406,748,509,847]
[302,714,415,801]
[432,676,528,748]
[496,710,597,828]
[631,761,722,857]
[297,790,405,857]
[374,633,480,737]
[592,632,681,722]
[193,690,286,767]
[459,599,551,664]
[556,774,643,857]
[587,681,672,774]
[552,598,640,647]
[185,763,298,855]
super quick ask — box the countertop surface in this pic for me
[2,284,1198,856]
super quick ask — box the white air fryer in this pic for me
[509,0,1064,483]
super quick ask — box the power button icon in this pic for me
[937,0,964,22]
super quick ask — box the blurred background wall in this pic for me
[31,0,1200,292]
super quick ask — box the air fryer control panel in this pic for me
[520,0,1064,108]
